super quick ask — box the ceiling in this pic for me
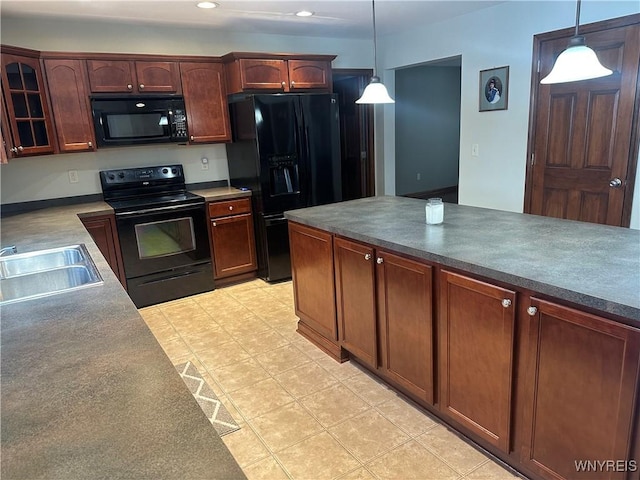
[0,0,507,39]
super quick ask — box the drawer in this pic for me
[208,197,251,218]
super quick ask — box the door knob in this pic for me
[609,178,622,188]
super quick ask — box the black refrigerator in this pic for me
[226,93,342,282]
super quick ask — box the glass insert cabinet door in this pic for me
[0,52,55,156]
[134,217,196,259]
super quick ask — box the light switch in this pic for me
[472,144,479,157]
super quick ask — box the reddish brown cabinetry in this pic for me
[79,213,126,287]
[518,298,640,480]
[0,48,56,157]
[207,198,257,280]
[439,270,516,453]
[180,62,231,144]
[43,58,95,153]
[87,60,181,94]
[223,53,334,94]
[288,222,343,360]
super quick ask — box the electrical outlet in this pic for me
[201,157,209,170]
[472,144,479,157]
[68,170,79,183]
[417,173,421,180]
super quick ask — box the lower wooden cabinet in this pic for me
[376,250,434,405]
[439,270,516,452]
[334,236,377,368]
[79,213,126,287]
[518,298,640,480]
[207,198,257,280]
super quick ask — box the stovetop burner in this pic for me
[100,164,204,213]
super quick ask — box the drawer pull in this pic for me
[229,206,234,211]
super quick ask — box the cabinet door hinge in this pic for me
[531,153,535,166]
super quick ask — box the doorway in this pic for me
[394,58,462,203]
[333,69,375,200]
[524,14,640,227]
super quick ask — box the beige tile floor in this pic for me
[139,279,521,480]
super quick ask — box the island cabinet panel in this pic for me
[87,60,180,94]
[288,222,345,361]
[439,270,516,453]
[208,198,257,280]
[180,62,231,144]
[334,236,377,369]
[79,213,126,287]
[376,250,435,404]
[518,298,640,480]
[43,59,95,153]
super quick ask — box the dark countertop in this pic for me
[284,196,640,324]
[1,191,249,479]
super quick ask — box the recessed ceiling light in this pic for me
[295,10,314,17]
[197,1,219,9]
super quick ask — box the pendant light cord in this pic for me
[372,0,378,76]
[574,0,581,37]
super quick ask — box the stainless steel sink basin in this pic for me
[0,244,103,305]
[0,245,86,277]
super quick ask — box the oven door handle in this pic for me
[115,202,204,217]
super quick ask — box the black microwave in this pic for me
[91,96,188,147]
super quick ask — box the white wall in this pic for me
[380,0,640,228]
[0,15,371,204]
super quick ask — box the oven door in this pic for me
[115,202,210,279]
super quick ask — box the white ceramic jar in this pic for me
[425,198,444,225]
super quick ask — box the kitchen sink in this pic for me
[0,244,103,305]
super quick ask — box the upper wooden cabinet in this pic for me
[0,47,56,157]
[43,58,95,153]
[222,53,335,94]
[180,61,231,144]
[86,60,181,94]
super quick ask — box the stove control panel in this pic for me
[100,165,186,199]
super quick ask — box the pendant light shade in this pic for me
[356,0,395,104]
[356,76,395,104]
[540,0,612,84]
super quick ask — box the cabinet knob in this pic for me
[88,141,93,148]
[376,257,383,264]
[190,135,194,141]
[212,221,217,227]
[17,146,24,152]
[139,83,145,90]
[10,147,18,153]
[229,205,234,211]
[527,306,538,316]
[501,298,512,308]
[281,81,286,88]
[290,80,295,88]
[364,253,372,260]
[127,84,133,90]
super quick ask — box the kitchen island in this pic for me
[285,196,640,480]
[1,189,248,479]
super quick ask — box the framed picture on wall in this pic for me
[479,66,509,112]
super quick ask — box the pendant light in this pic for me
[356,0,395,104]
[540,0,612,84]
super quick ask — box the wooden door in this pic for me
[289,222,338,342]
[288,60,332,91]
[210,213,257,279]
[238,59,288,91]
[334,236,377,368]
[526,15,640,226]
[1,53,56,156]
[377,250,434,404]
[134,61,181,93]
[86,60,135,93]
[180,62,231,143]
[439,270,516,452]
[80,214,126,287]
[44,59,95,152]
[519,298,640,480]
